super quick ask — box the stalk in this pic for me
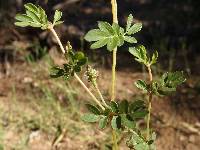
[111,0,118,101]
[49,26,105,110]
[146,65,153,140]
[93,82,109,107]
[111,0,118,149]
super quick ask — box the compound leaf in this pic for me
[129,45,148,65]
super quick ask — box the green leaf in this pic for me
[124,36,137,43]
[103,108,112,116]
[54,21,64,26]
[81,113,99,123]
[53,10,62,24]
[126,131,148,150]
[126,14,133,32]
[29,22,42,28]
[152,81,159,95]
[129,100,145,112]
[151,51,158,65]
[127,23,142,35]
[129,45,148,65]
[77,57,88,66]
[121,114,135,129]
[112,23,120,35]
[161,71,186,88]
[84,29,109,42]
[98,21,114,34]
[91,39,108,49]
[50,66,64,78]
[135,80,148,91]
[111,116,121,130]
[15,22,30,27]
[99,116,108,129]
[74,65,81,72]
[157,71,186,96]
[38,6,48,25]
[117,35,124,46]
[85,21,125,51]
[120,27,125,35]
[24,3,38,14]
[110,101,119,113]
[134,143,149,150]
[131,110,148,119]
[15,14,33,22]
[26,10,40,23]
[119,100,129,113]
[107,36,119,51]
[157,86,176,95]
[85,104,101,115]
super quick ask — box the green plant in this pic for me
[15,2,186,149]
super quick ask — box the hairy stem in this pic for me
[49,26,105,110]
[49,26,66,54]
[93,82,109,107]
[147,65,153,140]
[111,0,118,149]
[74,74,105,110]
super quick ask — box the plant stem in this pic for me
[49,26,66,54]
[111,0,118,149]
[111,0,118,101]
[49,26,105,110]
[112,130,118,150]
[93,82,109,107]
[146,65,153,140]
[111,49,117,101]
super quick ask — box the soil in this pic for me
[0,59,200,149]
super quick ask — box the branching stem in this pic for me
[49,26,105,110]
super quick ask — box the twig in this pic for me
[49,26,105,110]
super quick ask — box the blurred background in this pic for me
[0,0,200,149]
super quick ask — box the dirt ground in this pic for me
[0,57,200,150]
